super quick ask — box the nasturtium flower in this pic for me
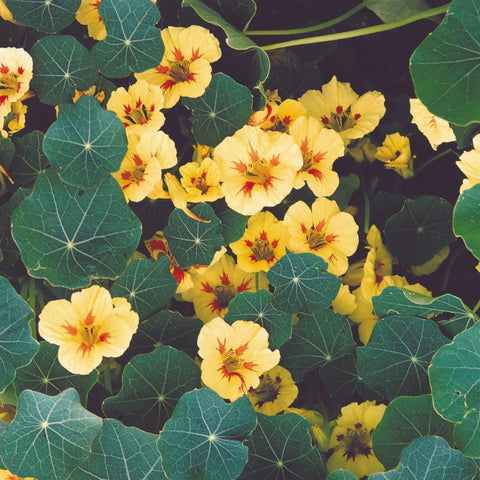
[197,316,280,402]
[2,99,27,137]
[410,98,455,150]
[299,76,385,143]
[179,157,224,203]
[0,403,15,424]
[289,115,345,197]
[248,88,282,127]
[214,125,303,215]
[38,285,139,375]
[286,407,330,451]
[136,25,221,109]
[107,79,165,134]
[284,198,359,276]
[0,471,37,480]
[247,365,298,415]
[457,134,480,193]
[375,132,414,179]
[112,131,177,202]
[182,254,268,323]
[327,400,386,478]
[347,137,377,163]
[192,143,211,163]
[0,0,13,22]
[230,211,288,273]
[332,284,357,316]
[410,245,449,276]
[261,99,307,132]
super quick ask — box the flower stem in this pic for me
[245,1,370,36]
[360,172,371,235]
[414,148,456,175]
[103,358,113,394]
[260,4,449,51]
[471,298,480,314]
[440,246,462,291]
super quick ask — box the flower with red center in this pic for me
[299,76,385,144]
[261,99,307,133]
[136,25,221,109]
[107,80,165,134]
[289,115,345,197]
[230,211,288,273]
[214,125,303,215]
[197,317,280,402]
[38,285,139,375]
[182,254,268,323]
[284,198,359,276]
[248,89,282,127]
[179,157,224,203]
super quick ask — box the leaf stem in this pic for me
[440,246,462,291]
[414,148,456,174]
[360,172,371,235]
[103,358,113,394]
[472,298,480,314]
[260,4,449,51]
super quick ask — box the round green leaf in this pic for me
[12,169,142,289]
[158,388,256,480]
[91,0,164,78]
[384,195,455,266]
[0,389,102,480]
[70,419,166,479]
[267,251,341,315]
[238,413,326,480]
[163,204,223,268]
[410,0,480,126]
[281,310,355,381]
[111,257,177,320]
[43,95,128,188]
[454,183,480,261]
[455,410,480,459]
[369,436,477,480]
[0,276,39,392]
[5,0,80,33]
[103,346,201,433]
[31,35,98,105]
[213,199,248,245]
[358,316,449,400]
[182,73,253,147]
[327,471,358,480]
[372,394,455,470]
[224,289,293,349]
[12,342,98,406]
[367,0,429,23]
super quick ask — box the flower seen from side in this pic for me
[179,157,224,203]
[214,125,303,215]
[38,285,139,375]
[261,99,307,132]
[456,133,480,193]
[248,88,282,127]
[286,407,330,451]
[230,211,288,273]
[197,316,280,402]
[375,132,414,179]
[136,25,221,108]
[327,400,386,478]
[0,0,13,22]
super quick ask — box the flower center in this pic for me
[251,236,275,262]
[123,102,151,126]
[222,348,244,373]
[133,167,145,181]
[250,373,282,407]
[169,60,191,83]
[322,106,360,132]
[214,285,237,308]
[0,68,21,100]
[307,229,327,250]
[193,174,209,194]
[337,423,373,461]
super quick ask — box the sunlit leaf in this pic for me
[358,316,449,399]
[43,95,128,188]
[11,170,142,288]
[454,183,480,261]
[158,388,256,480]
[0,389,102,480]
[238,412,326,479]
[103,346,201,433]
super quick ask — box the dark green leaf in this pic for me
[214,199,248,244]
[202,0,256,30]
[31,35,98,105]
[327,471,358,480]
[328,174,360,211]
[454,183,480,261]
[43,95,128,187]
[103,346,201,433]
[163,204,223,268]
[370,191,406,231]
[0,137,15,167]
[183,73,253,147]
[367,0,429,22]
[358,316,449,400]
[158,388,256,480]
[91,0,164,78]
[267,251,340,314]
[281,310,355,381]
[11,170,142,288]
[453,123,480,149]
[455,410,480,459]
[385,195,455,265]
[225,289,292,349]
[0,389,102,480]
[238,413,326,480]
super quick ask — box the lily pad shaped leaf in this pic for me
[158,388,256,480]
[70,419,166,479]
[43,95,128,188]
[0,276,39,392]
[5,0,80,33]
[369,436,477,480]
[453,183,480,261]
[91,0,164,78]
[11,169,142,289]
[327,472,358,480]
[410,0,480,126]
[31,35,98,106]
[183,73,253,147]
[0,388,103,480]
[267,251,340,314]
[238,412,326,480]
[103,346,201,433]
[111,257,177,321]
[358,315,449,400]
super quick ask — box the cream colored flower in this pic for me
[457,134,480,193]
[375,132,414,179]
[179,157,223,203]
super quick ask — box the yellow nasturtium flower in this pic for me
[375,133,414,179]
[179,157,224,203]
[456,133,480,193]
[261,99,307,133]
[0,0,13,22]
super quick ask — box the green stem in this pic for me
[255,272,259,291]
[440,246,462,291]
[415,148,456,175]
[260,4,449,51]
[360,172,371,235]
[245,1,369,36]
[103,358,113,394]
[471,298,480,314]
